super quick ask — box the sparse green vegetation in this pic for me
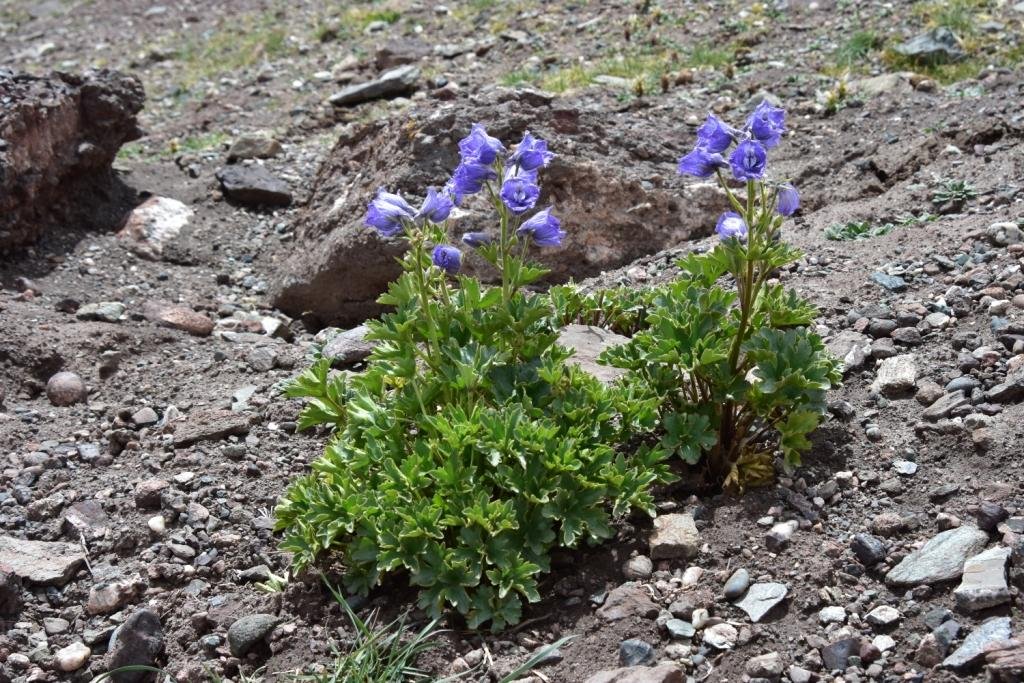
[825,220,896,241]
[169,131,230,155]
[876,0,1024,84]
[116,142,147,161]
[314,4,402,42]
[688,42,735,68]
[912,0,989,36]
[834,30,881,68]
[293,582,441,683]
[932,178,978,204]
[171,11,291,90]
[507,42,733,95]
[825,214,936,240]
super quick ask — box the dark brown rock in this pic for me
[597,583,660,621]
[106,608,164,682]
[0,570,23,617]
[134,479,170,509]
[0,68,143,251]
[215,165,292,207]
[269,90,728,326]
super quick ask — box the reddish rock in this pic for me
[134,479,170,510]
[86,578,143,615]
[142,301,214,337]
[597,583,660,622]
[46,371,87,406]
[0,68,143,251]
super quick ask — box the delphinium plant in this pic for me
[600,102,842,491]
[276,125,671,630]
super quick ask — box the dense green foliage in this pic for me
[276,117,840,631]
[276,177,671,631]
[597,177,841,489]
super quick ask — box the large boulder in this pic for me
[0,68,144,251]
[269,88,728,327]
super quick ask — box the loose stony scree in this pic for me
[1,1,1024,682]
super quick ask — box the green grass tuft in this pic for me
[834,30,881,67]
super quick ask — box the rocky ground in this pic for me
[1,0,1024,681]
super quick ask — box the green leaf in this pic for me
[661,412,717,465]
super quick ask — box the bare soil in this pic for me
[1,1,1023,681]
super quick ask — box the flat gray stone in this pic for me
[227,613,280,657]
[922,391,971,421]
[173,409,251,447]
[664,619,695,640]
[733,582,788,623]
[827,330,871,373]
[871,272,908,292]
[0,536,85,586]
[215,165,291,207]
[557,324,630,385]
[885,526,989,586]
[943,616,1011,670]
[954,546,1011,612]
[321,324,376,366]
[329,65,419,106]
[76,301,125,323]
[894,27,966,65]
[986,365,1024,404]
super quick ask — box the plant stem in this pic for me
[410,233,442,367]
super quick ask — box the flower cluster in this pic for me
[364,124,562,277]
[677,101,799,241]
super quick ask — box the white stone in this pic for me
[954,546,1011,612]
[871,354,918,397]
[872,634,896,653]
[703,623,738,650]
[54,642,91,672]
[681,566,703,586]
[117,196,193,260]
[866,605,901,628]
[818,606,847,624]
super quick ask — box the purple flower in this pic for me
[517,206,564,247]
[746,101,786,149]
[678,148,727,178]
[777,183,799,216]
[500,169,541,214]
[510,131,554,171]
[448,162,497,203]
[715,212,748,241]
[461,232,494,248]
[365,188,416,237]
[432,244,462,274]
[729,140,767,181]
[416,186,454,223]
[458,123,506,165]
[696,114,735,154]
